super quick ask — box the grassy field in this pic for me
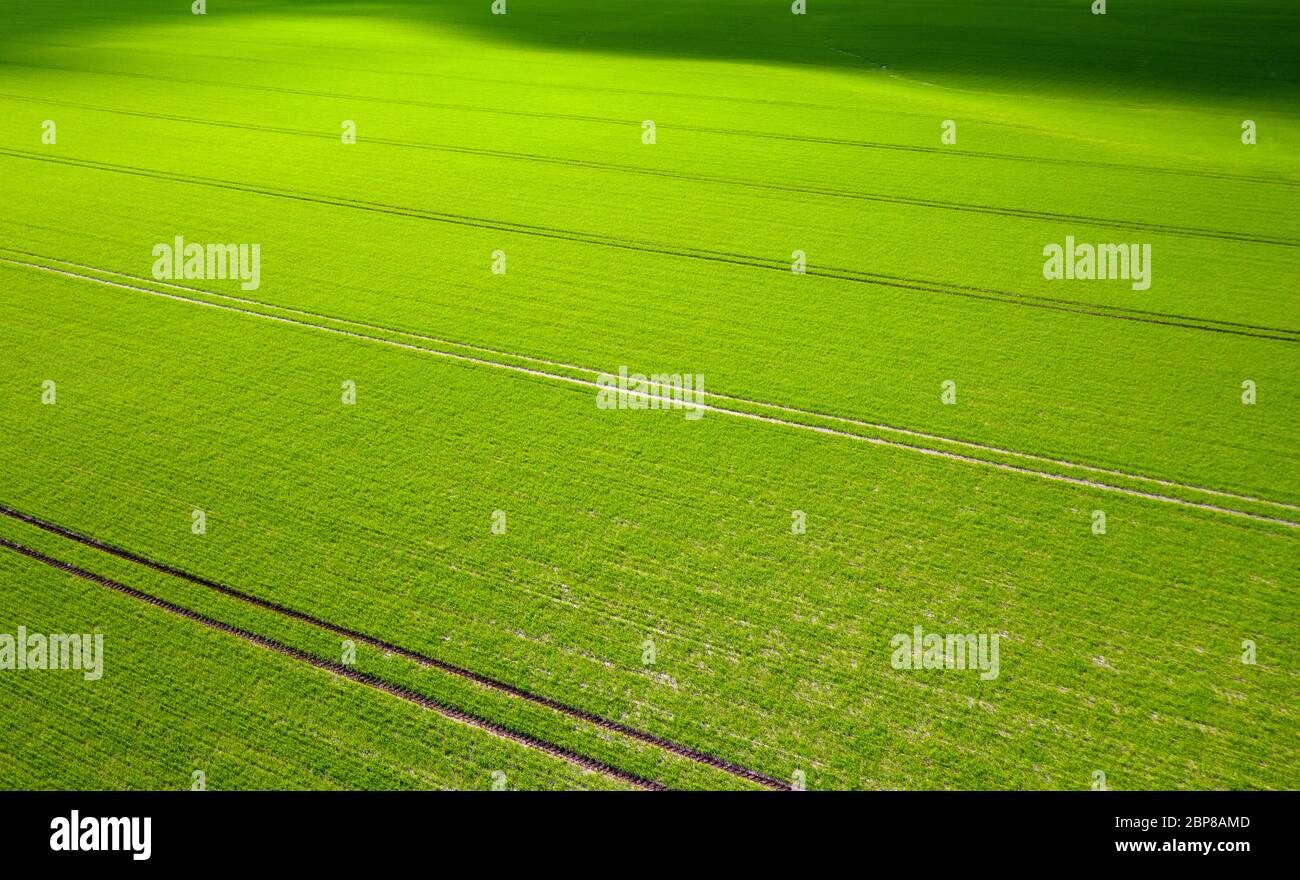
[0,549,635,790]
[0,1,1296,790]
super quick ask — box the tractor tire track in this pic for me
[0,504,792,790]
[0,42,870,114]
[2,149,1297,342]
[2,93,1295,252]
[7,247,1300,515]
[0,536,668,791]
[1,59,1296,190]
[4,256,1298,528]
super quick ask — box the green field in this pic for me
[0,1,1296,791]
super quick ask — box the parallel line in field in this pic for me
[3,92,1294,253]
[0,503,788,790]
[2,150,1296,342]
[2,59,1295,189]
[27,29,1281,123]
[0,39,871,114]
[5,257,1298,528]
[8,248,1300,516]
[0,536,668,791]
[0,36,1250,142]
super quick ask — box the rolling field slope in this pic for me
[0,1,1296,790]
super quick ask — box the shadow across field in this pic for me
[0,0,1297,101]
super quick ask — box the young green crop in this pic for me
[0,0,1295,791]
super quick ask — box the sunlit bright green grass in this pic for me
[2,268,1295,789]
[0,550,633,790]
[0,0,1296,789]
[1,2,1296,500]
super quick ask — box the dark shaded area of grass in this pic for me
[0,0,1296,100]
